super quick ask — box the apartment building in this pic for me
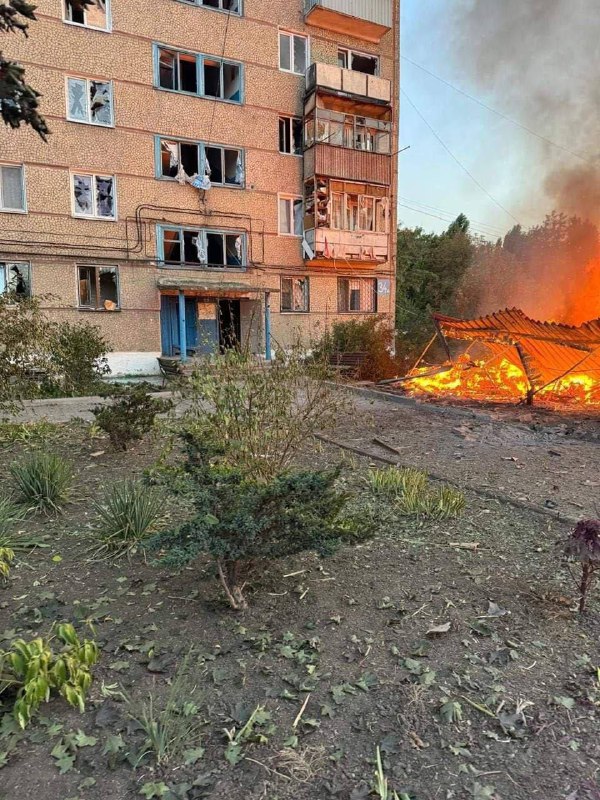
[0,0,400,374]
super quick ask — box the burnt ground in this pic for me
[0,394,599,800]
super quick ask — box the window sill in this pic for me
[67,117,115,129]
[280,309,310,314]
[159,264,247,272]
[78,307,121,312]
[279,233,303,238]
[0,207,27,214]
[73,214,117,222]
[63,19,112,33]
[155,86,243,105]
[156,175,244,189]
[174,1,242,15]
[279,151,304,157]
[279,68,307,77]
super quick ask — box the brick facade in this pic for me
[0,0,400,372]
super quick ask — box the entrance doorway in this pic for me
[160,295,199,356]
[218,300,241,351]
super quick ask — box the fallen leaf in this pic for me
[427,622,451,636]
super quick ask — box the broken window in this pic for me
[278,117,303,155]
[0,164,26,212]
[160,226,245,269]
[279,196,303,236]
[67,77,114,126]
[158,139,243,185]
[78,266,119,310]
[157,48,198,93]
[279,31,308,75]
[72,173,115,219]
[64,0,110,30]
[281,277,309,312]
[338,48,379,75]
[186,0,241,11]
[338,278,377,313]
[359,196,374,232]
[156,46,242,102]
[0,262,31,298]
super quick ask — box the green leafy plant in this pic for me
[92,386,172,451]
[127,649,205,766]
[48,320,111,396]
[367,466,465,519]
[223,704,273,766]
[564,519,600,612]
[372,746,403,799]
[0,546,14,578]
[10,452,72,513]
[148,437,361,609]
[314,317,398,381]
[93,480,164,556]
[0,624,99,728]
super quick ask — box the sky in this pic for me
[398,0,590,239]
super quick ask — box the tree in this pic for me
[0,0,92,139]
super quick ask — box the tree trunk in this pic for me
[216,559,248,610]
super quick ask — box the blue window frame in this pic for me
[155,136,244,187]
[157,225,247,270]
[153,44,243,103]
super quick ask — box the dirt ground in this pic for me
[0,394,599,800]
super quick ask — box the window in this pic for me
[180,0,241,11]
[0,165,26,212]
[158,138,243,185]
[67,78,114,126]
[338,278,377,313]
[305,110,391,154]
[305,178,389,233]
[0,262,31,298]
[72,174,116,219]
[63,0,110,30]
[78,266,119,310]
[281,277,309,312]
[279,117,303,155]
[155,45,242,103]
[337,48,379,75]
[159,226,246,269]
[279,31,308,75]
[279,196,303,236]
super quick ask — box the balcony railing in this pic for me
[306,63,391,104]
[305,110,391,154]
[305,228,388,264]
[304,0,392,42]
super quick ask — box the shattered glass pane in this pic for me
[293,35,307,75]
[68,78,87,121]
[159,49,177,90]
[73,174,93,215]
[99,267,118,307]
[222,63,240,102]
[95,176,115,218]
[90,81,112,125]
[225,235,242,266]
[1,262,30,297]
[161,140,179,178]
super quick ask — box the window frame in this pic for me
[280,276,309,313]
[337,277,378,314]
[77,265,120,311]
[278,194,303,237]
[63,0,112,32]
[153,43,244,104]
[0,261,32,298]
[177,0,242,13]
[66,76,115,127]
[278,116,303,156]
[337,47,379,76]
[155,136,244,187]
[71,172,117,220]
[0,164,27,214]
[157,224,247,270]
[278,30,309,76]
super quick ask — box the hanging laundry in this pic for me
[191,235,208,264]
[175,164,188,184]
[323,237,332,258]
[190,154,212,190]
[162,141,180,170]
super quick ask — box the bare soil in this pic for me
[0,395,599,800]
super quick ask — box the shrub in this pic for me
[48,321,111,396]
[10,452,72,513]
[315,318,398,381]
[0,623,99,728]
[93,480,164,556]
[564,519,600,612]
[147,437,361,609]
[91,386,172,451]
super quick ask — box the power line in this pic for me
[401,89,521,225]
[398,195,507,234]
[397,203,498,239]
[401,55,594,165]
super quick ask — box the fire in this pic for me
[562,257,600,325]
[406,355,600,406]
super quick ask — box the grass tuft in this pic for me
[367,466,465,520]
[93,480,164,556]
[9,453,72,514]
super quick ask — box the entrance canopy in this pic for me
[433,308,600,398]
[157,276,279,298]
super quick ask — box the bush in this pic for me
[147,437,361,609]
[10,452,72,513]
[315,318,398,381]
[92,386,172,451]
[93,480,164,556]
[0,623,99,728]
[48,321,111,396]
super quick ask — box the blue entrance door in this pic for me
[160,295,200,356]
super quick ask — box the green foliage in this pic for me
[0,420,61,446]
[92,386,172,451]
[315,317,398,381]
[366,466,465,519]
[93,480,164,556]
[0,495,27,537]
[223,704,273,766]
[10,451,72,513]
[148,437,360,609]
[0,546,14,578]
[180,348,344,480]
[0,623,99,728]
[48,321,111,396]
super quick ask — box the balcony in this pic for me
[306,63,391,105]
[305,145,391,185]
[305,228,388,265]
[304,0,392,43]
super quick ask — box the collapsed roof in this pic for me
[432,308,600,403]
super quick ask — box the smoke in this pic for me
[448,0,600,320]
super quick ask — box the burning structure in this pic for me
[404,308,600,407]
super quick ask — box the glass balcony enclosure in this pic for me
[304,109,391,154]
